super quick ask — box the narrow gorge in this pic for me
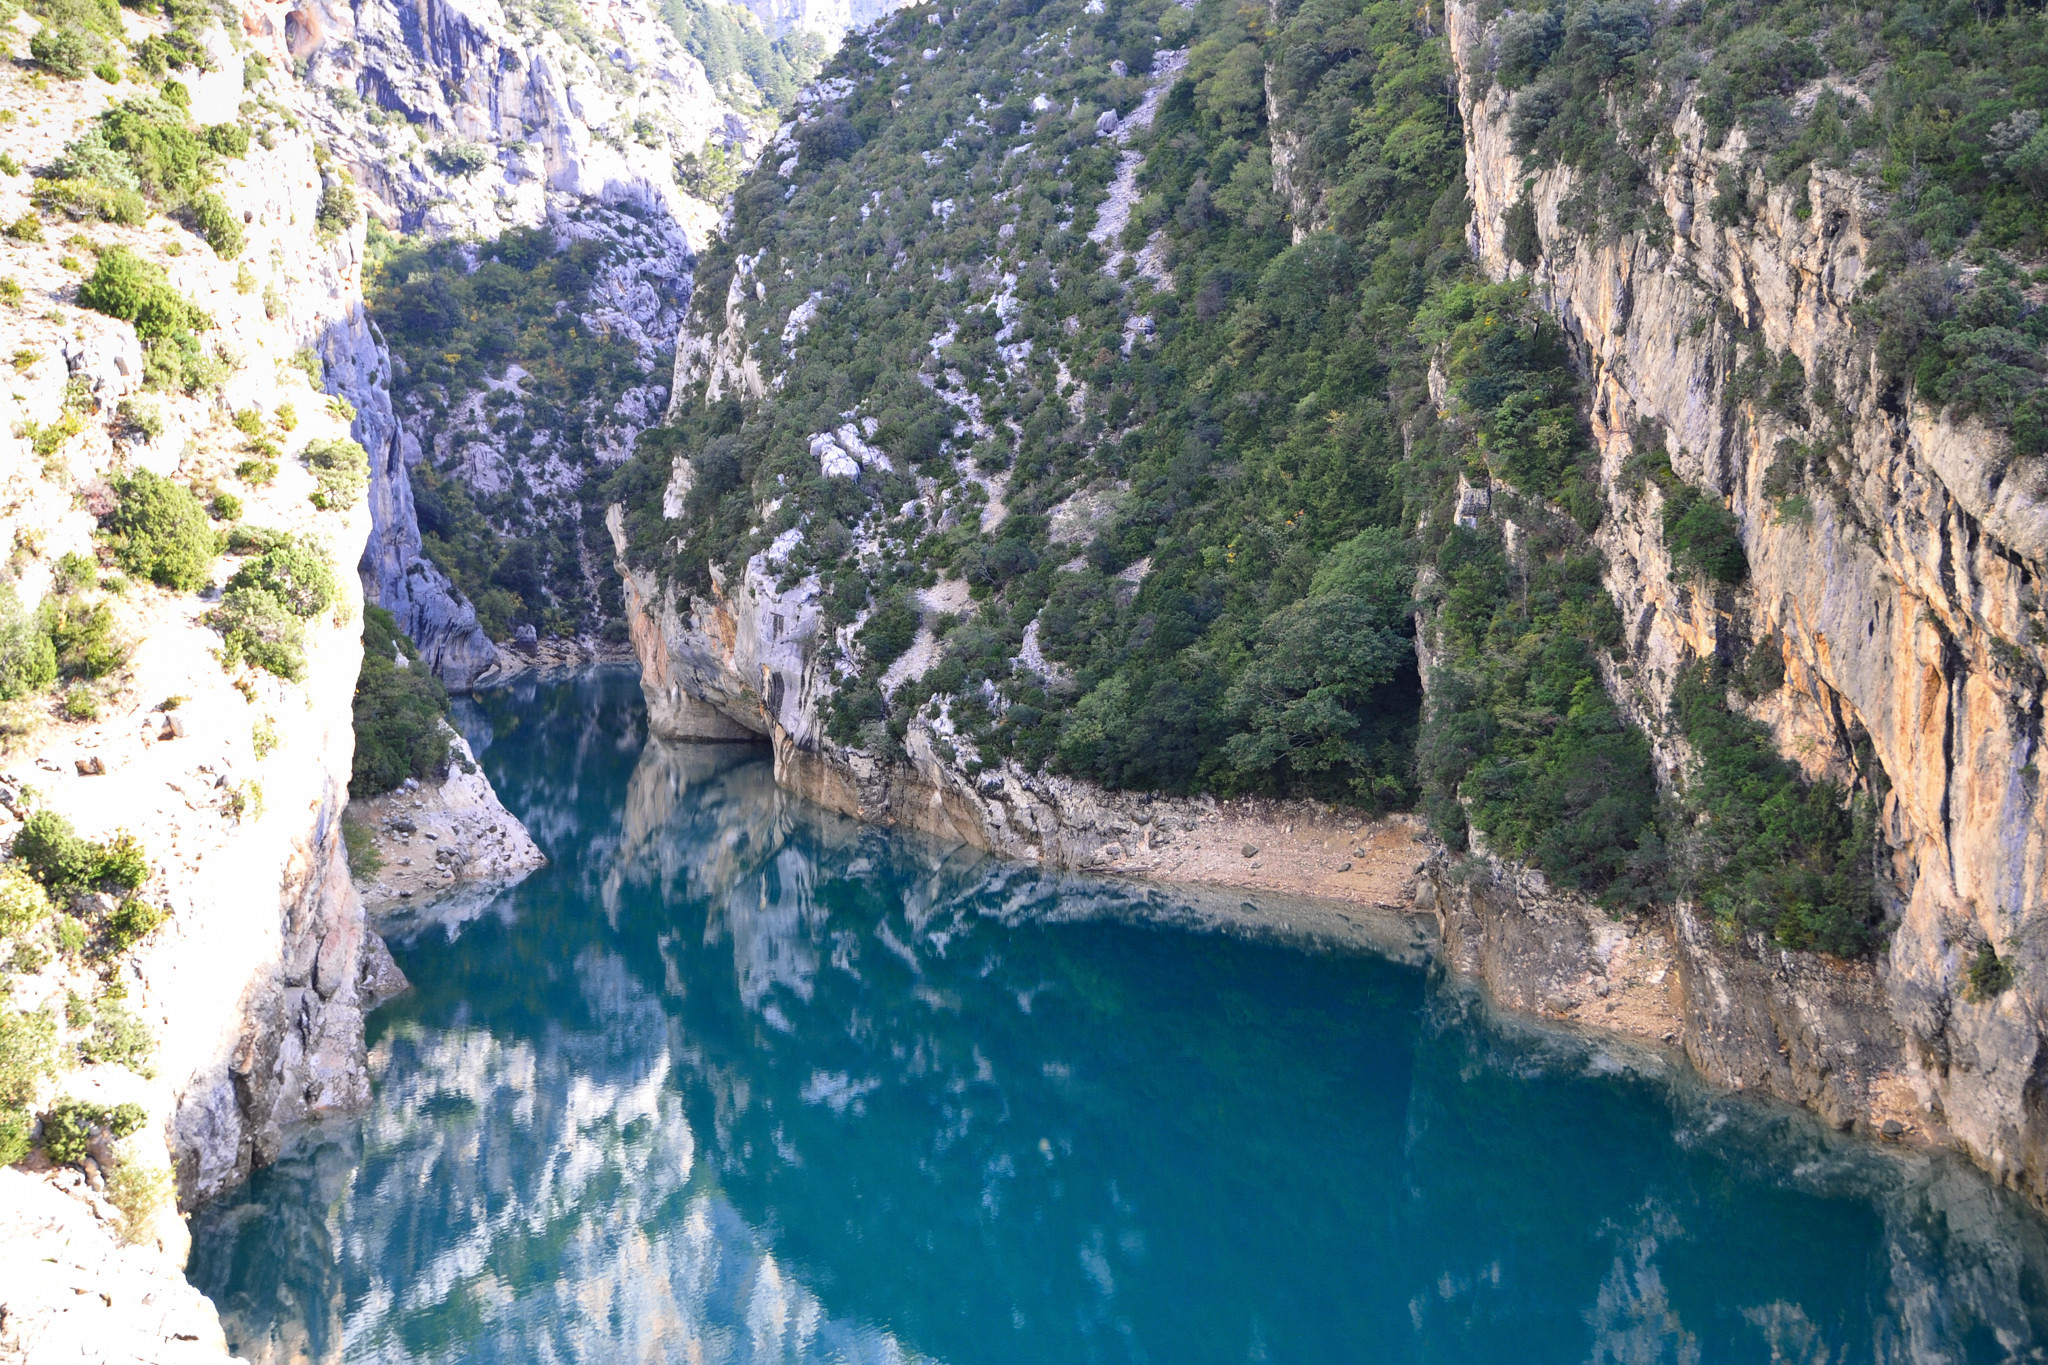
[596,0,2048,1208]
[1,0,2046,1352]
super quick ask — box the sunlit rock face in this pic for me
[192,675,2048,1365]
[265,0,776,682]
[1444,0,2048,1201]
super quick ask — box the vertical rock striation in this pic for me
[1443,0,2048,1196]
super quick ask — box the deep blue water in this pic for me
[189,670,2048,1364]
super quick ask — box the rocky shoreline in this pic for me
[349,730,547,922]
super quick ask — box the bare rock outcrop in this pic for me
[350,728,547,928]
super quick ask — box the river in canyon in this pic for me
[188,669,2048,1363]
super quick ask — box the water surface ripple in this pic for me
[190,671,2048,1363]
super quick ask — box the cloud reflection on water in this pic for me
[191,673,2048,1365]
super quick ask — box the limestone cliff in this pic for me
[609,504,1221,866]
[1442,1,2048,1197]
[0,11,408,1357]
[274,0,781,681]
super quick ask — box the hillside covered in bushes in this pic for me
[601,0,2044,956]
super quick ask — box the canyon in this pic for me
[602,0,2048,1215]
[1,0,2046,1354]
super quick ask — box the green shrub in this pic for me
[24,411,84,460]
[224,525,291,556]
[53,916,87,957]
[131,27,210,79]
[94,832,147,893]
[210,491,241,521]
[200,122,248,158]
[37,1098,146,1163]
[9,812,101,892]
[53,552,97,594]
[39,597,124,678]
[0,1108,29,1167]
[60,685,98,720]
[210,585,305,680]
[350,606,452,796]
[183,190,243,258]
[0,585,57,701]
[314,179,356,236]
[1671,664,1878,955]
[0,862,52,937]
[10,810,148,901]
[142,331,227,393]
[858,588,920,668]
[302,437,369,509]
[32,177,146,225]
[1214,529,1416,807]
[77,247,209,341]
[342,811,382,877]
[101,897,162,953]
[97,94,205,200]
[3,213,43,242]
[1662,485,1749,586]
[425,141,492,176]
[0,1008,56,1109]
[104,469,214,590]
[76,998,154,1071]
[1967,940,2016,1001]
[225,540,335,617]
[30,24,102,78]
[107,1157,170,1243]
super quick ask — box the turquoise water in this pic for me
[190,671,2048,1364]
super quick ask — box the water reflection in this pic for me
[191,672,2048,1364]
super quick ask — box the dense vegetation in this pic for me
[22,0,215,88]
[661,0,827,111]
[1671,660,1881,955]
[364,222,655,640]
[1485,0,2048,454]
[104,469,212,591]
[607,0,1654,835]
[583,0,1901,948]
[210,530,338,681]
[351,606,454,797]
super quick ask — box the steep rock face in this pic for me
[0,16,420,1356]
[278,0,766,679]
[292,0,752,237]
[1447,2,2048,1195]
[321,284,503,687]
[608,510,1387,872]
